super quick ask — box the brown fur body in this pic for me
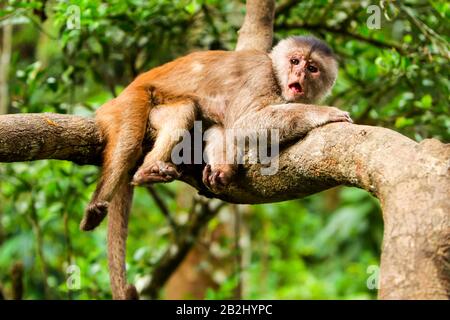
[81,37,351,299]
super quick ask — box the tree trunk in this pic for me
[0,22,12,114]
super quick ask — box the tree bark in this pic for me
[0,0,448,300]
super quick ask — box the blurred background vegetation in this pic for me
[0,0,448,299]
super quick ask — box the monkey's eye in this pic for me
[307,65,318,73]
[290,58,300,65]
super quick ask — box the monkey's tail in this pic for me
[107,180,139,300]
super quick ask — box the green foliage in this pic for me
[0,0,448,299]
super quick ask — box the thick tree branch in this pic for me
[0,113,103,165]
[1,113,449,299]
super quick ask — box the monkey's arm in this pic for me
[232,104,352,141]
[203,104,352,191]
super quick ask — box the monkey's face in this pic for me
[282,51,338,104]
[271,36,338,104]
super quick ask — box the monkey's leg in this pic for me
[81,95,150,231]
[202,125,237,192]
[132,100,195,185]
[107,181,139,300]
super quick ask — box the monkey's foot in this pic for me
[132,161,180,186]
[325,108,353,124]
[202,164,235,193]
[80,201,109,231]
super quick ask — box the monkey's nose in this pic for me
[299,72,306,82]
[294,72,305,83]
[299,60,308,69]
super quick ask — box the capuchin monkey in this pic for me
[81,36,352,299]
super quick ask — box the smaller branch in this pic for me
[141,199,226,299]
[62,185,75,300]
[11,262,24,300]
[155,184,176,199]
[24,12,58,40]
[146,186,178,237]
[27,198,49,299]
[201,5,220,41]
[275,0,298,16]
[400,5,449,59]
[232,205,242,299]
[0,23,12,114]
[278,22,406,54]
[63,211,73,299]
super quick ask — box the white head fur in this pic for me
[270,36,338,103]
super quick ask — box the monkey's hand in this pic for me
[313,107,353,127]
[132,160,181,186]
[202,164,236,193]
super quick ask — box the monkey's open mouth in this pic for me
[288,82,303,95]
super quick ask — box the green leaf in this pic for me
[395,116,415,128]
[185,1,200,14]
[403,34,412,43]
[420,94,433,109]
